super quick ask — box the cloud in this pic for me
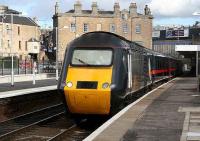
[149,0,200,18]
[0,0,56,27]
[0,0,199,27]
[62,0,149,14]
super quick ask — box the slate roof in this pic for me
[66,9,114,15]
[65,9,143,16]
[6,9,21,14]
[0,15,38,26]
[0,8,38,27]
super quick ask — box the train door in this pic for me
[131,49,141,92]
[148,54,153,84]
[151,54,156,83]
[143,52,149,87]
[127,49,132,89]
[122,49,129,91]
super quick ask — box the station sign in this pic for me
[175,45,200,51]
[166,29,189,38]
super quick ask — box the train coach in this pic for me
[58,31,181,116]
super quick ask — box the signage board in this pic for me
[166,29,189,38]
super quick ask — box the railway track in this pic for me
[0,112,101,141]
[0,103,64,138]
[48,118,104,141]
[0,102,105,141]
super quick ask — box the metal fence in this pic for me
[0,59,62,76]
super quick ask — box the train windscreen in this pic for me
[71,48,113,66]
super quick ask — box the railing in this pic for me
[0,59,62,76]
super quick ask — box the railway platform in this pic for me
[0,79,57,98]
[85,77,200,141]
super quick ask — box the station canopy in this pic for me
[175,45,200,52]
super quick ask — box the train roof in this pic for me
[68,31,178,60]
[68,31,130,48]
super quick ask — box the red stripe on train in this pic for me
[151,68,176,75]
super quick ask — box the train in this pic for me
[58,31,181,116]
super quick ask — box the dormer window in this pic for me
[122,13,128,20]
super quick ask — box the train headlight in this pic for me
[66,82,73,88]
[102,82,109,89]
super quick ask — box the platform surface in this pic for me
[86,77,200,141]
[0,78,57,93]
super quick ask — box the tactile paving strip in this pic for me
[179,107,200,141]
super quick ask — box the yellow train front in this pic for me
[58,32,130,115]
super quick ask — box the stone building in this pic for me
[0,5,40,60]
[53,1,153,61]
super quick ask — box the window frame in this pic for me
[83,23,89,33]
[110,24,116,33]
[19,41,21,50]
[70,23,76,32]
[136,24,141,34]
[70,47,114,67]
[122,23,128,33]
[18,26,20,35]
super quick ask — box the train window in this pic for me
[71,48,113,66]
[122,50,128,72]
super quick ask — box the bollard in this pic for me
[33,61,36,85]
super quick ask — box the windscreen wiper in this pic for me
[75,58,90,65]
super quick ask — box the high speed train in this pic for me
[58,31,181,116]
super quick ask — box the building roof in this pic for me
[66,9,114,15]
[6,9,21,14]
[64,9,145,18]
[0,15,38,27]
[0,5,38,27]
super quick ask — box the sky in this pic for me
[0,0,200,28]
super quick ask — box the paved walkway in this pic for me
[0,79,57,93]
[87,77,200,141]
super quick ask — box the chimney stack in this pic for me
[114,2,120,16]
[0,5,8,14]
[55,2,59,14]
[129,3,137,17]
[92,2,98,15]
[144,5,151,15]
[74,0,82,14]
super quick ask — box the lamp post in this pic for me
[192,12,200,91]
[11,13,14,86]
[55,26,58,81]
[193,12,200,77]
